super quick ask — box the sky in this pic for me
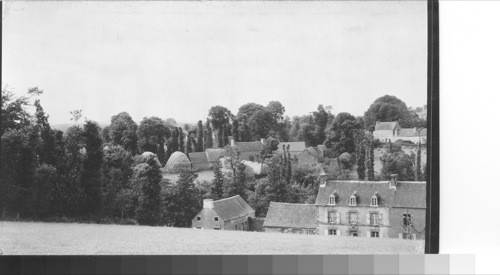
[2,1,427,126]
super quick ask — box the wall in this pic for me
[191,208,223,230]
[373,130,395,142]
[388,207,426,240]
[264,227,316,234]
[317,205,390,238]
[222,213,255,231]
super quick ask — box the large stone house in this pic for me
[191,195,255,231]
[263,175,426,240]
[315,175,426,239]
[373,121,427,144]
[263,202,317,234]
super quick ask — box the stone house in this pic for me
[315,175,426,239]
[373,121,427,144]
[191,195,255,231]
[263,202,317,234]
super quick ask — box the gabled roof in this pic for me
[375,122,399,131]
[398,128,418,137]
[277,142,306,152]
[391,182,426,208]
[205,148,226,162]
[316,181,394,207]
[315,180,426,209]
[188,152,209,164]
[235,141,263,153]
[213,195,255,221]
[303,147,320,159]
[263,202,317,229]
[317,144,327,152]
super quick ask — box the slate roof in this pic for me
[375,122,399,131]
[315,180,426,209]
[263,202,317,229]
[304,147,320,159]
[391,182,426,208]
[188,152,209,164]
[205,148,226,162]
[235,141,263,153]
[213,195,255,221]
[277,142,306,152]
[398,128,418,137]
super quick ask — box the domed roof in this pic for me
[165,151,191,173]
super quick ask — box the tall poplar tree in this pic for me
[204,118,213,149]
[196,120,204,152]
[178,127,185,153]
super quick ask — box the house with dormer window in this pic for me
[314,175,426,239]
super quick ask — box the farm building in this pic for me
[297,147,324,167]
[373,121,427,143]
[234,141,264,162]
[275,141,306,159]
[191,196,255,231]
[315,175,426,239]
[165,151,191,173]
[188,152,211,170]
[263,202,317,234]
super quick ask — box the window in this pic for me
[328,211,336,224]
[371,195,378,206]
[349,195,357,206]
[307,230,315,235]
[370,213,379,226]
[350,231,358,237]
[371,231,379,238]
[328,229,337,236]
[214,217,219,222]
[329,194,336,205]
[349,212,358,225]
[197,216,201,221]
[403,214,412,226]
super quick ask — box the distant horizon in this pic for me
[3,1,427,125]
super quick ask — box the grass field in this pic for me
[0,222,423,255]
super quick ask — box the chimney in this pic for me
[229,136,235,146]
[203,199,214,209]
[389,174,398,189]
[261,138,266,145]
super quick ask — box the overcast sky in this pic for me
[2,1,427,125]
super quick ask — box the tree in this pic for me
[237,103,265,120]
[101,145,134,217]
[380,146,415,181]
[33,99,57,166]
[204,118,214,149]
[80,120,104,216]
[69,109,83,124]
[223,145,247,200]
[248,109,274,140]
[364,95,415,129]
[109,112,138,154]
[178,127,185,153]
[415,141,422,181]
[208,106,233,148]
[31,164,58,218]
[1,88,32,137]
[266,101,285,123]
[355,133,367,180]
[231,118,240,142]
[238,114,252,142]
[186,132,193,155]
[132,153,163,225]
[163,171,202,227]
[265,155,288,203]
[324,112,362,156]
[313,105,329,145]
[137,117,170,156]
[366,140,375,181]
[196,120,204,152]
[211,157,224,200]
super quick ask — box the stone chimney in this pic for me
[389,174,398,189]
[229,136,235,146]
[203,199,214,209]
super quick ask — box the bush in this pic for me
[394,139,414,145]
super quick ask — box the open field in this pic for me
[0,222,423,255]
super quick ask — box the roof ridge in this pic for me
[214,195,241,202]
[269,202,315,206]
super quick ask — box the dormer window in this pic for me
[371,194,379,207]
[349,195,357,206]
[328,192,337,205]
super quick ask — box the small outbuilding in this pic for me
[192,195,255,231]
[263,202,318,234]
